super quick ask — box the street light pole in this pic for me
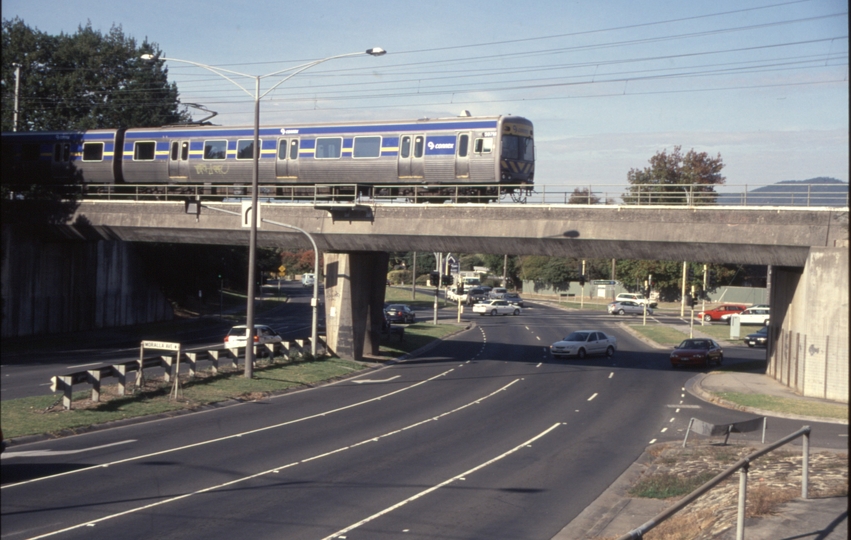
[142,48,386,377]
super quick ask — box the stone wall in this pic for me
[1,227,172,338]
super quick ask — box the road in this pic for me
[0,282,321,401]
[2,301,845,539]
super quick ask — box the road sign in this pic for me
[141,340,181,351]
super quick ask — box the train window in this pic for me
[400,136,411,159]
[171,142,179,161]
[134,141,156,161]
[63,144,71,162]
[277,139,288,159]
[353,136,381,158]
[82,142,103,162]
[289,140,299,160]
[181,142,189,160]
[22,144,40,162]
[237,140,255,160]
[54,144,63,162]
[204,140,227,160]
[316,137,342,159]
[457,134,469,158]
[414,136,424,158]
[474,138,493,154]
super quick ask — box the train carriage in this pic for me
[3,114,534,199]
[1,130,123,184]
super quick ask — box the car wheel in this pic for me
[577,348,586,359]
[491,309,497,316]
[606,346,614,357]
[703,314,712,322]
[513,309,520,316]
[764,319,770,326]
[747,343,754,348]
[717,355,723,366]
[618,309,625,315]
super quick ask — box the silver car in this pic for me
[550,330,617,359]
[608,300,653,315]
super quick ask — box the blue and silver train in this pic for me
[2,114,534,198]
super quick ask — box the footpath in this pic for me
[552,330,848,540]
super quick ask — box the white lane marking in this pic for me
[670,417,676,423]
[352,376,401,384]
[587,393,598,401]
[536,336,541,341]
[660,428,668,433]
[609,372,614,379]
[321,423,562,540]
[2,368,456,490]
[667,404,700,408]
[649,439,657,444]
[536,363,542,368]
[1,440,136,460]
[27,380,522,539]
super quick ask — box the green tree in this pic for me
[2,18,188,131]
[623,146,725,205]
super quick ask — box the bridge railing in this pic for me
[67,182,849,208]
[49,338,322,410]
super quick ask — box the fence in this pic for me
[617,426,811,540]
[71,182,849,208]
[50,338,322,410]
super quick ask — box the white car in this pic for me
[472,299,521,316]
[489,287,508,299]
[550,330,617,359]
[224,324,283,349]
[302,273,315,287]
[732,307,771,326]
[615,293,657,308]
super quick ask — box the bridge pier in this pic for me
[323,251,389,360]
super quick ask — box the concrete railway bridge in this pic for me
[20,200,851,402]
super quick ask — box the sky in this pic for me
[3,0,848,190]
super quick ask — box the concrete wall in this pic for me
[768,247,848,403]
[1,227,172,338]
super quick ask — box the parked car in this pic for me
[670,339,724,368]
[503,292,524,307]
[225,324,283,349]
[697,304,748,322]
[608,300,653,316]
[301,273,315,287]
[744,327,769,347]
[489,287,508,299]
[472,299,521,316]
[447,287,469,303]
[384,304,416,323]
[550,330,617,359]
[732,306,771,326]
[615,293,657,308]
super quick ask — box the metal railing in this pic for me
[35,182,849,208]
[618,426,812,540]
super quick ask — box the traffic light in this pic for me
[429,271,439,286]
[579,275,586,287]
[441,274,454,286]
[685,293,695,308]
[687,266,695,282]
[457,281,465,294]
[708,269,717,287]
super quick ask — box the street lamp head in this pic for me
[366,47,386,56]
[140,53,155,61]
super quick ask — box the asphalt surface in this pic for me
[2,296,847,539]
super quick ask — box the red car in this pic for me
[670,339,724,368]
[696,304,747,322]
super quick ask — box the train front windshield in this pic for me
[501,135,534,161]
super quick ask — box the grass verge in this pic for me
[377,323,462,357]
[714,391,848,420]
[1,356,364,440]
[628,324,687,346]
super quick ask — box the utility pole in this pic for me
[680,261,688,317]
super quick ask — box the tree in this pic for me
[623,146,725,205]
[2,18,188,132]
[568,187,601,205]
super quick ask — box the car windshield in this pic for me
[679,340,710,350]
[564,332,590,342]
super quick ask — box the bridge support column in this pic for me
[323,251,389,360]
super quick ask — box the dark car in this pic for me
[384,304,416,324]
[503,292,524,307]
[670,339,723,368]
[744,327,769,348]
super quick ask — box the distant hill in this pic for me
[717,177,848,206]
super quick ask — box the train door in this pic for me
[276,138,299,178]
[455,133,470,178]
[398,134,425,178]
[169,141,189,178]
